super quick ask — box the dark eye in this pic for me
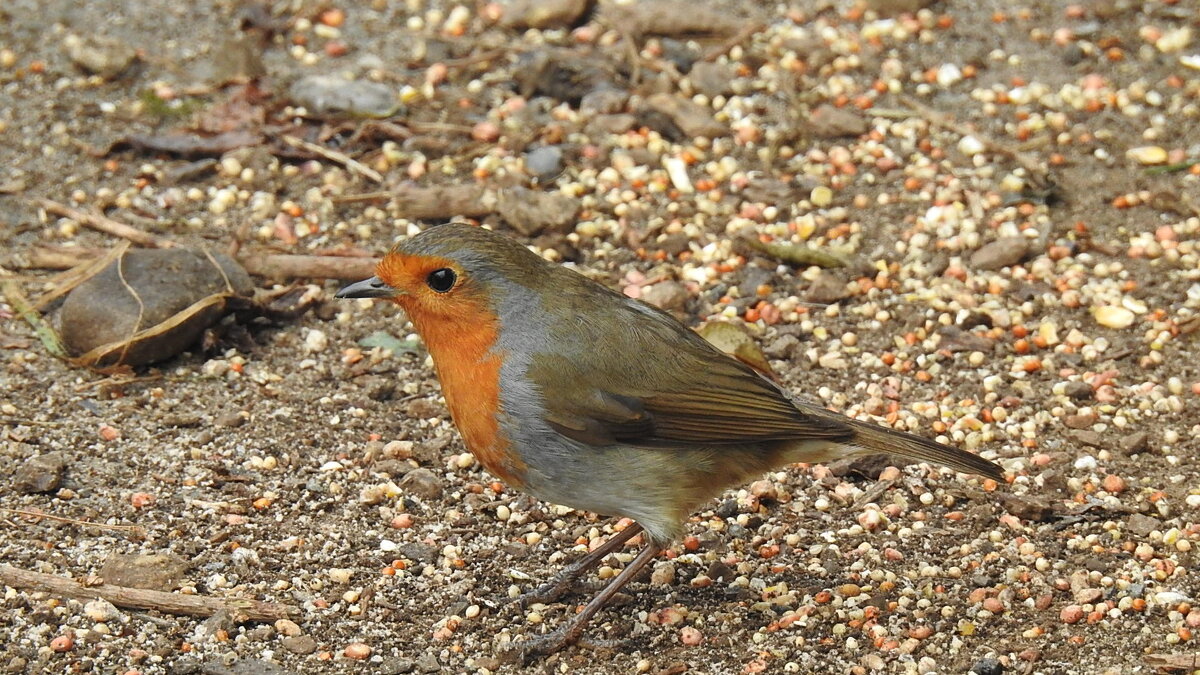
[426,268,456,292]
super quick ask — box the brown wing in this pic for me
[531,304,854,448]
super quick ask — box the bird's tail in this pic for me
[844,416,1005,481]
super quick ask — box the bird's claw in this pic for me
[498,624,586,664]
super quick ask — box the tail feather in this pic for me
[846,416,1004,481]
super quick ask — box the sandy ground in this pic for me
[2,0,1200,673]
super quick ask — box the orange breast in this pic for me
[402,300,527,487]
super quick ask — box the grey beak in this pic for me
[335,276,398,299]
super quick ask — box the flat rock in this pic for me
[500,0,591,29]
[289,75,398,118]
[828,454,907,480]
[1126,513,1162,537]
[13,452,67,494]
[645,93,728,138]
[937,326,994,353]
[687,62,736,97]
[806,272,849,304]
[399,468,443,501]
[59,247,253,367]
[99,553,189,591]
[496,187,579,236]
[810,104,868,138]
[281,636,317,655]
[970,237,1029,271]
[641,281,688,312]
[1120,432,1150,454]
[63,34,136,79]
[1066,430,1104,448]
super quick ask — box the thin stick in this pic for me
[280,135,383,183]
[1,268,68,358]
[442,47,511,69]
[0,508,144,535]
[0,564,299,622]
[239,254,378,281]
[37,200,175,249]
[34,242,129,311]
[406,121,476,135]
[20,246,380,282]
[330,192,391,204]
[701,22,764,62]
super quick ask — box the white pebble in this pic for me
[304,329,329,353]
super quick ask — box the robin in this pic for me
[337,224,1004,656]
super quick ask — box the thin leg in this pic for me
[516,522,644,607]
[508,541,664,660]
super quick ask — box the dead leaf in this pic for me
[697,321,777,381]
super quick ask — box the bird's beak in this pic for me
[335,276,400,299]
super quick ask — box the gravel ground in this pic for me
[2,1,1200,674]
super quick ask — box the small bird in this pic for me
[337,224,1003,655]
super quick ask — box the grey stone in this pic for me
[969,237,1029,271]
[13,452,66,494]
[400,468,443,501]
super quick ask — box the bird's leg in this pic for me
[516,522,644,607]
[508,541,663,660]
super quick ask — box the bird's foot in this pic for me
[508,555,605,608]
[513,575,603,608]
[498,622,588,664]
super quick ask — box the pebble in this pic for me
[274,619,302,637]
[304,329,328,353]
[1061,605,1085,624]
[679,626,704,646]
[83,599,120,622]
[1094,305,1135,329]
[524,146,563,182]
[651,561,677,586]
[809,104,868,138]
[49,635,74,652]
[969,657,1004,675]
[290,75,398,117]
[400,468,444,500]
[810,186,833,208]
[63,34,136,79]
[1126,146,1168,165]
[13,452,66,494]
[641,281,689,312]
[957,135,986,156]
[1102,474,1126,493]
[283,635,318,654]
[344,643,372,659]
[969,237,1028,270]
[937,63,964,87]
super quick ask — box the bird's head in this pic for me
[336,224,542,322]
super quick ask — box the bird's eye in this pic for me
[426,268,457,293]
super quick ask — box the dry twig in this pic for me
[701,22,765,62]
[37,200,176,249]
[1,267,67,358]
[20,246,379,282]
[240,254,378,281]
[0,508,144,536]
[280,135,383,183]
[0,564,299,622]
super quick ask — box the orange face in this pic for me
[375,251,470,318]
[371,250,527,486]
